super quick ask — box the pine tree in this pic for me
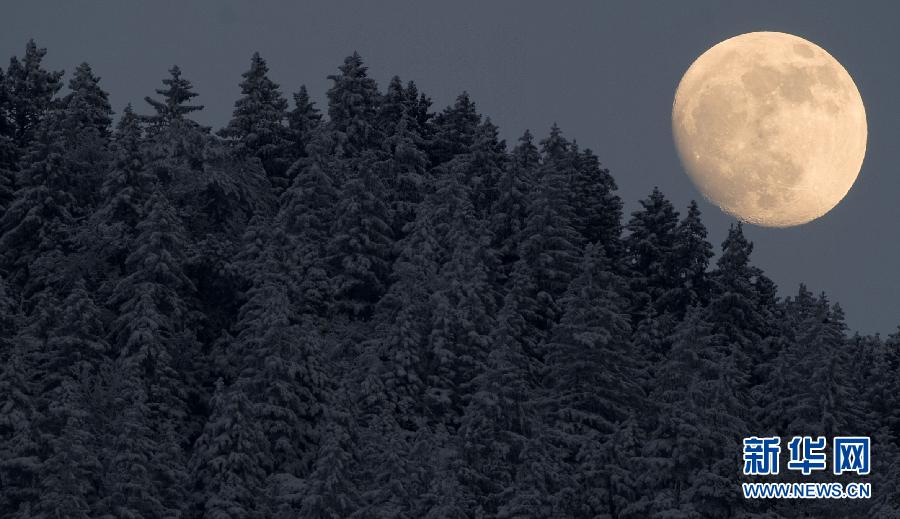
[107,189,194,513]
[231,220,326,480]
[455,118,506,218]
[543,244,642,518]
[570,144,622,256]
[377,76,408,136]
[220,52,291,190]
[0,67,17,211]
[64,63,112,136]
[4,39,63,148]
[429,92,480,166]
[708,223,777,388]
[0,87,106,297]
[663,200,714,318]
[143,65,204,129]
[503,124,583,361]
[189,379,269,519]
[326,52,380,158]
[91,105,154,275]
[377,86,429,237]
[403,80,433,135]
[0,277,41,516]
[490,129,539,283]
[59,62,113,212]
[277,128,339,316]
[644,307,748,518]
[298,405,361,519]
[285,84,322,175]
[623,187,680,323]
[420,172,497,426]
[34,284,106,518]
[457,316,535,517]
[766,289,852,436]
[327,160,394,319]
[97,362,172,518]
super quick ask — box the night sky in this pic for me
[3,1,897,334]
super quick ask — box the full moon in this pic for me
[672,32,867,227]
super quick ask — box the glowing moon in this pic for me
[672,32,867,227]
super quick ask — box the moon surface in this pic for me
[672,32,867,227]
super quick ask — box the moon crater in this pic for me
[673,32,867,227]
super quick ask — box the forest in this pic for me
[0,40,897,518]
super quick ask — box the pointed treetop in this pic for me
[5,38,64,145]
[64,62,113,135]
[325,52,380,154]
[511,129,539,168]
[540,123,569,161]
[143,65,203,124]
[289,84,321,128]
[718,222,753,272]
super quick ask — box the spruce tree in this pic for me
[0,278,40,515]
[107,189,194,513]
[0,67,16,211]
[59,62,113,212]
[276,127,338,317]
[189,379,269,519]
[92,105,154,274]
[4,39,63,148]
[623,187,680,322]
[220,52,291,190]
[664,200,713,318]
[503,124,583,361]
[570,144,622,256]
[285,84,322,174]
[231,219,326,480]
[490,129,539,283]
[543,244,643,518]
[143,65,204,129]
[34,283,106,518]
[644,307,748,518]
[378,96,429,237]
[0,86,107,297]
[326,52,380,158]
[98,362,171,518]
[429,92,480,166]
[327,160,394,319]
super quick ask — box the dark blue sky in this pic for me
[3,1,898,333]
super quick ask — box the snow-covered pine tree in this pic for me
[91,105,154,276]
[285,84,322,180]
[3,40,63,149]
[143,65,204,131]
[276,128,339,317]
[230,217,327,481]
[0,67,17,211]
[376,81,430,237]
[33,283,107,518]
[543,244,643,518]
[623,187,680,324]
[107,188,195,513]
[662,200,714,319]
[97,361,172,518]
[189,379,269,519]
[428,92,480,167]
[502,124,584,364]
[0,69,110,299]
[326,52,381,159]
[570,144,622,257]
[327,157,395,320]
[220,52,291,190]
[489,129,539,285]
[643,305,748,518]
